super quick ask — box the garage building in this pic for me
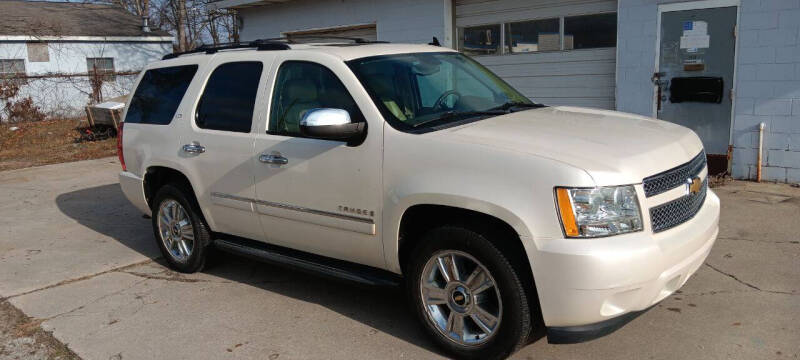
[211,0,800,183]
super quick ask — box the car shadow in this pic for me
[54,183,451,355]
[54,183,160,259]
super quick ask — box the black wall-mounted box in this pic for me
[669,77,724,104]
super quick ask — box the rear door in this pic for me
[656,6,737,174]
[180,54,273,240]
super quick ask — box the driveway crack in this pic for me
[718,236,799,245]
[704,263,796,295]
[3,258,158,300]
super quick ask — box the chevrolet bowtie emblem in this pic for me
[687,176,702,195]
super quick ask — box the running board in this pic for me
[213,235,401,287]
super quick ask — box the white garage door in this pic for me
[285,24,377,43]
[456,0,618,109]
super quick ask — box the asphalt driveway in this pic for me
[0,158,798,359]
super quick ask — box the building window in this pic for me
[0,59,26,85]
[26,42,49,63]
[458,12,617,56]
[505,18,560,53]
[87,57,115,81]
[459,24,501,56]
[564,13,617,50]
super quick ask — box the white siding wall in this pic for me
[0,41,171,118]
[456,0,618,109]
[239,0,447,44]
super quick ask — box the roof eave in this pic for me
[208,0,295,10]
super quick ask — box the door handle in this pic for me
[259,154,288,165]
[182,143,205,154]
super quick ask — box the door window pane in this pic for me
[126,65,197,125]
[196,61,263,133]
[269,61,364,136]
[564,13,617,50]
[459,24,501,56]
[505,18,560,53]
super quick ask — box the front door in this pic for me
[252,56,384,269]
[656,5,737,174]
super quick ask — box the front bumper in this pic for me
[531,189,720,339]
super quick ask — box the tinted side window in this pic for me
[269,61,364,136]
[196,61,263,133]
[126,65,198,125]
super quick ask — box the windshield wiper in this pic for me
[490,101,546,112]
[411,110,507,128]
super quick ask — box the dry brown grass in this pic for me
[0,300,79,359]
[0,119,117,172]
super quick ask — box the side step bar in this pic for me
[213,235,401,287]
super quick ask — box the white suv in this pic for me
[118,39,720,359]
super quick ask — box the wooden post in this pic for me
[85,106,95,127]
[110,109,120,130]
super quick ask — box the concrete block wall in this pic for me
[617,0,800,183]
[615,0,660,117]
[732,0,800,183]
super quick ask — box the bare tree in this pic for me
[87,0,241,51]
[111,0,150,17]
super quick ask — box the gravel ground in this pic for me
[0,300,77,360]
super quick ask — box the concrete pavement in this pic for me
[0,158,798,359]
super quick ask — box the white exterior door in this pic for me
[251,53,384,269]
[655,4,738,174]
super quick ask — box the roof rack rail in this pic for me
[161,36,388,60]
[279,35,388,44]
[162,39,291,60]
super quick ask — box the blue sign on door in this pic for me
[683,21,693,30]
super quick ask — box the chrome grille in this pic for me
[643,152,707,197]
[650,178,707,233]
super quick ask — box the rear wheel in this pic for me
[151,184,210,273]
[407,226,532,360]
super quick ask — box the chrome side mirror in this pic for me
[299,108,365,143]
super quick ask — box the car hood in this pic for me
[436,106,705,186]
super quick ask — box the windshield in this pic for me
[347,52,537,131]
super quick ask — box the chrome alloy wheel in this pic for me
[420,250,502,346]
[157,199,194,262]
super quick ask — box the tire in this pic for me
[406,226,532,360]
[151,184,211,273]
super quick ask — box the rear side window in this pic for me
[125,65,197,125]
[196,61,263,133]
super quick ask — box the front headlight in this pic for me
[555,185,643,238]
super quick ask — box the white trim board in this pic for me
[0,35,174,43]
[658,0,740,13]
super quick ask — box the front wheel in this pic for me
[406,226,533,360]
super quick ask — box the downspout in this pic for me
[757,122,765,182]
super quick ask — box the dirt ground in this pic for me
[0,301,78,360]
[0,119,117,172]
